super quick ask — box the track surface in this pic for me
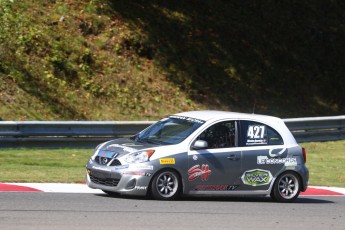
[0,183,344,229]
[0,192,344,230]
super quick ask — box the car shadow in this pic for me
[294,197,335,204]
[94,193,334,204]
[178,196,334,204]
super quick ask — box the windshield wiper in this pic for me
[131,135,145,143]
[139,138,163,145]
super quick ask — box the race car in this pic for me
[86,110,309,202]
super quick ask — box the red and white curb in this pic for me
[0,183,345,196]
[0,183,103,194]
[301,186,345,196]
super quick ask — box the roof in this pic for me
[173,110,296,145]
[174,110,281,123]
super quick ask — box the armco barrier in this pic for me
[0,121,154,148]
[0,115,344,148]
[284,115,345,142]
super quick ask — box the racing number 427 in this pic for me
[247,125,265,139]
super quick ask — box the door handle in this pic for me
[227,155,240,161]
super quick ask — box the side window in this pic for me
[239,121,283,146]
[197,121,237,149]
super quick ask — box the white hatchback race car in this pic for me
[86,111,309,202]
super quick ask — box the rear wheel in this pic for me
[271,172,301,203]
[150,170,181,200]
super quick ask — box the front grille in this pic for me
[95,156,122,166]
[110,159,121,166]
[90,174,120,187]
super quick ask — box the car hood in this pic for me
[99,137,155,158]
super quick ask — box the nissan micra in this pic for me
[86,111,309,202]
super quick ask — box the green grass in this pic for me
[301,140,345,187]
[0,148,93,183]
[0,140,344,187]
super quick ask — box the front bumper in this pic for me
[86,160,153,196]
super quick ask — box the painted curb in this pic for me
[301,186,345,196]
[0,183,103,194]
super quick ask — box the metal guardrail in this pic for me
[284,115,345,143]
[0,116,344,148]
[0,121,154,148]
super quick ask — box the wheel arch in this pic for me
[276,170,304,189]
[148,167,184,196]
[270,170,303,202]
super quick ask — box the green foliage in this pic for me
[0,0,344,121]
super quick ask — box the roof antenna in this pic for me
[252,103,256,114]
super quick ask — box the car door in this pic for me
[187,120,242,192]
[238,120,288,191]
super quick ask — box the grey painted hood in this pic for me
[99,137,156,158]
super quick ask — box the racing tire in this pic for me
[271,171,301,203]
[150,170,181,200]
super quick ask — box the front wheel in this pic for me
[271,172,301,203]
[150,170,181,200]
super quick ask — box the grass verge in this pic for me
[0,148,93,183]
[0,140,344,187]
[301,140,345,187]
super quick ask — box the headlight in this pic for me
[124,150,155,164]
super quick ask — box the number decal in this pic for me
[247,125,265,139]
[247,126,254,139]
[246,125,267,145]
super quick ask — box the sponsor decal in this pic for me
[246,125,267,145]
[134,186,147,190]
[188,164,212,181]
[113,165,129,170]
[98,150,118,158]
[241,169,272,186]
[194,185,238,191]
[122,171,152,177]
[193,155,198,161]
[169,115,205,124]
[130,165,154,170]
[91,166,111,172]
[159,158,176,165]
[269,148,287,157]
[257,156,297,166]
[285,160,298,167]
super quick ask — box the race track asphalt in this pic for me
[1,183,344,229]
[0,191,344,230]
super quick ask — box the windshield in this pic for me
[132,116,205,145]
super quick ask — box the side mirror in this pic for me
[192,140,208,150]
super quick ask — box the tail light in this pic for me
[302,147,307,163]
